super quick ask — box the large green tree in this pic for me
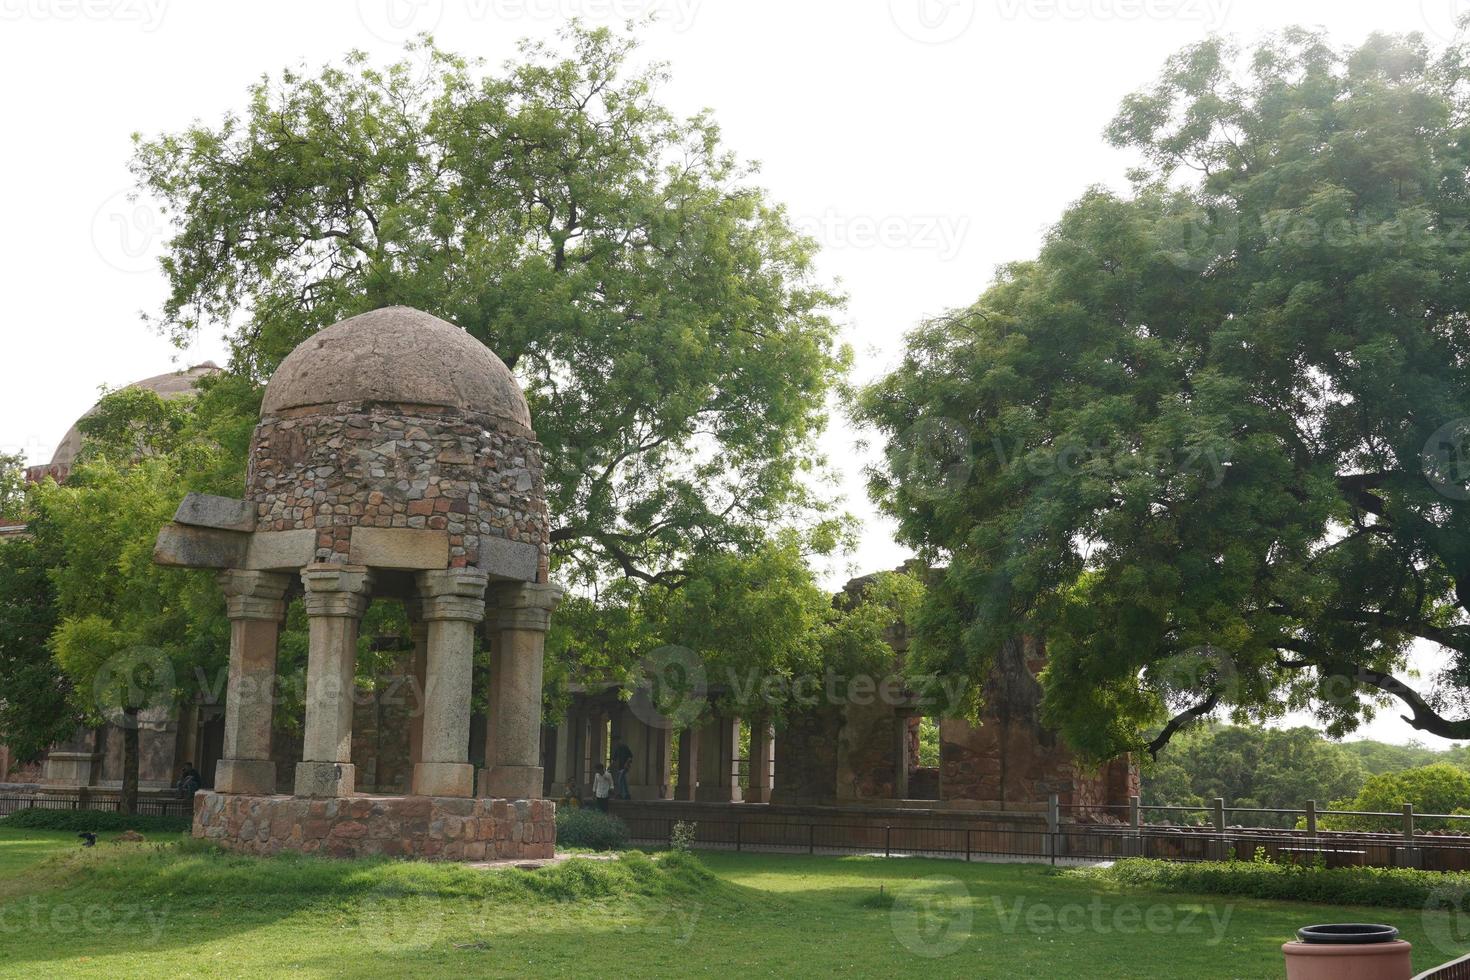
[858,30,1470,760]
[0,533,74,765]
[1142,723,1368,826]
[131,25,845,589]
[33,390,230,812]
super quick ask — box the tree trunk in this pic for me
[121,708,139,816]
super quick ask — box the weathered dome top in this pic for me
[260,306,531,428]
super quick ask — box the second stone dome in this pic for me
[261,306,531,429]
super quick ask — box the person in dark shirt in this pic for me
[610,739,633,799]
[176,762,202,798]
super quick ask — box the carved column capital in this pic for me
[216,569,291,621]
[300,564,373,619]
[488,581,564,633]
[415,567,489,623]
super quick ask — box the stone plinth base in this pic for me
[193,792,555,861]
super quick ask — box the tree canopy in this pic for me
[131,24,847,590]
[857,29,1470,760]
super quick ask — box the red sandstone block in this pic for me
[347,798,373,819]
[407,499,435,516]
[464,841,487,860]
[427,516,448,530]
[332,821,369,839]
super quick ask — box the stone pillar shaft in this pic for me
[295,564,372,798]
[411,568,487,798]
[214,570,290,795]
[407,621,428,768]
[674,726,699,801]
[747,719,775,804]
[478,581,562,799]
[696,712,742,802]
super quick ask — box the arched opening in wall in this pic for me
[899,714,941,801]
[912,715,941,799]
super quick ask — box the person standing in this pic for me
[592,763,613,812]
[610,738,633,800]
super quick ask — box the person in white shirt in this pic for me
[592,763,613,812]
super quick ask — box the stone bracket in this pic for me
[174,493,256,533]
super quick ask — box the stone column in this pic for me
[552,702,581,796]
[294,564,372,798]
[411,567,487,798]
[696,712,742,802]
[214,570,291,795]
[747,719,775,804]
[674,726,699,801]
[477,581,562,799]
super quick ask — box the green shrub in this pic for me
[1322,764,1470,832]
[1065,857,1470,909]
[670,819,697,852]
[555,807,629,850]
[1,807,191,835]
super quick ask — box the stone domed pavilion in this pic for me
[154,305,561,860]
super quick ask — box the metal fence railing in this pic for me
[0,793,193,819]
[617,794,1470,872]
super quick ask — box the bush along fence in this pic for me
[611,796,1470,872]
[0,786,193,821]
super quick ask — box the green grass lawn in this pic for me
[0,827,1465,978]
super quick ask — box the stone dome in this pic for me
[260,306,531,429]
[40,362,220,479]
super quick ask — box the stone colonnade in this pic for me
[547,700,769,804]
[212,562,562,800]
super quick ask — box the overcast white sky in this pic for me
[1,0,1464,745]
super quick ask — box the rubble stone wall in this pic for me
[246,401,549,578]
[193,792,555,860]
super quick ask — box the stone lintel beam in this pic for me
[174,493,256,533]
[476,536,540,583]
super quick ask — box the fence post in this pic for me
[1212,798,1226,860]
[1046,794,1060,863]
[1400,803,1421,869]
[735,821,742,853]
[1305,800,1317,837]
[808,823,815,855]
[1130,795,1141,857]
[964,828,971,863]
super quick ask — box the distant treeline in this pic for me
[1142,723,1470,829]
